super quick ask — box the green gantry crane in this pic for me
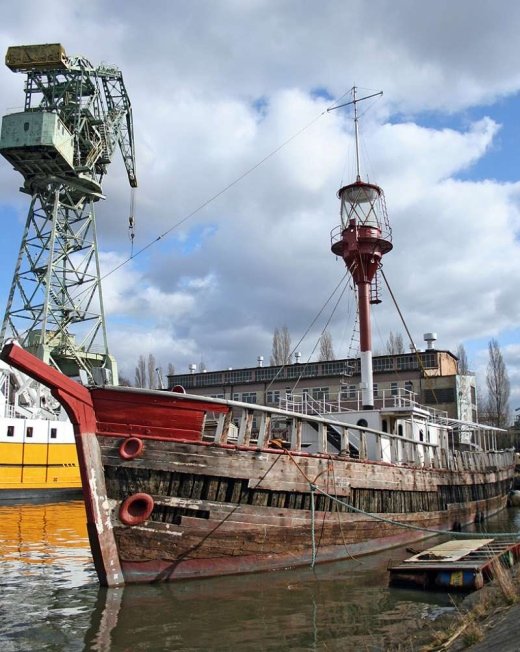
[0,43,137,384]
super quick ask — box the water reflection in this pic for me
[0,501,89,567]
[83,553,457,651]
[0,501,518,651]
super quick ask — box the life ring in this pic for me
[119,436,144,460]
[119,493,154,526]
[171,384,186,393]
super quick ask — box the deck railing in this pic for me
[280,388,449,420]
[189,393,514,473]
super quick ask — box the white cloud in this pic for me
[0,1,520,402]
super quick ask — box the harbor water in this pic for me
[1,500,519,651]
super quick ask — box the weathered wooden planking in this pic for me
[99,435,511,495]
[112,510,446,563]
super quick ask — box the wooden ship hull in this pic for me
[1,342,515,587]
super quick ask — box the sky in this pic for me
[0,0,519,415]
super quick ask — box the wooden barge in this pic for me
[389,538,520,591]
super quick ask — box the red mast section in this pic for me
[330,88,392,409]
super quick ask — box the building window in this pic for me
[397,356,419,371]
[7,425,14,437]
[321,361,354,375]
[404,381,413,393]
[198,372,224,386]
[390,382,398,396]
[256,367,279,381]
[226,370,253,384]
[373,383,379,397]
[169,374,195,388]
[287,364,317,379]
[26,427,33,438]
[50,428,57,439]
[312,387,329,400]
[420,352,437,369]
[242,392,257,404]
[423,388,456,404]
[266,390,280,404]
[340,385,357,400]
[373,357,394,372]
[209,393,224,399]
[232,393,240,401]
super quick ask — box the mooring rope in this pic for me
[309,483,520,545]
[280,446,519,573]
[280,441,518,572]
[310,484,317,568]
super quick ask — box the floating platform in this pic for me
[388,538,520,591]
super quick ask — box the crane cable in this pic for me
[128,187,136,256]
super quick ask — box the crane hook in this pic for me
[128,188,136,256]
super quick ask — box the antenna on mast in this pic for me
[327,86,383,182]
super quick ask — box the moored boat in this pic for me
[0,359,80,502]
[0,340,514,586]
[0,88,515,585]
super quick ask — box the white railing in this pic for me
[281,387,449,418]
[169,392,514,472]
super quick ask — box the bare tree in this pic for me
[147,353,157,389]
[386,331,405,354]
[318,330,335,361]
[270,325,292,365]
[456,344,469,374]
[485,338,510,428]
[135,354,146,388]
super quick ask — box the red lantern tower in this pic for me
[330,88,392,409]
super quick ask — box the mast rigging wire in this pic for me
[99,95,346,284]
[264,272,349,393]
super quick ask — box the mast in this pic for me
[330,88,392,409]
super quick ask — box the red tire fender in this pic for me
[119,436,144,460]
[119,493,154,526]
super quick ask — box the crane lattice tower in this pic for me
[0,44,137,383]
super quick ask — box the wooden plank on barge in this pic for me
[405,539,494,563]
[388,539,520,591]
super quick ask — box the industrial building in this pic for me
[167,334,477,424]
